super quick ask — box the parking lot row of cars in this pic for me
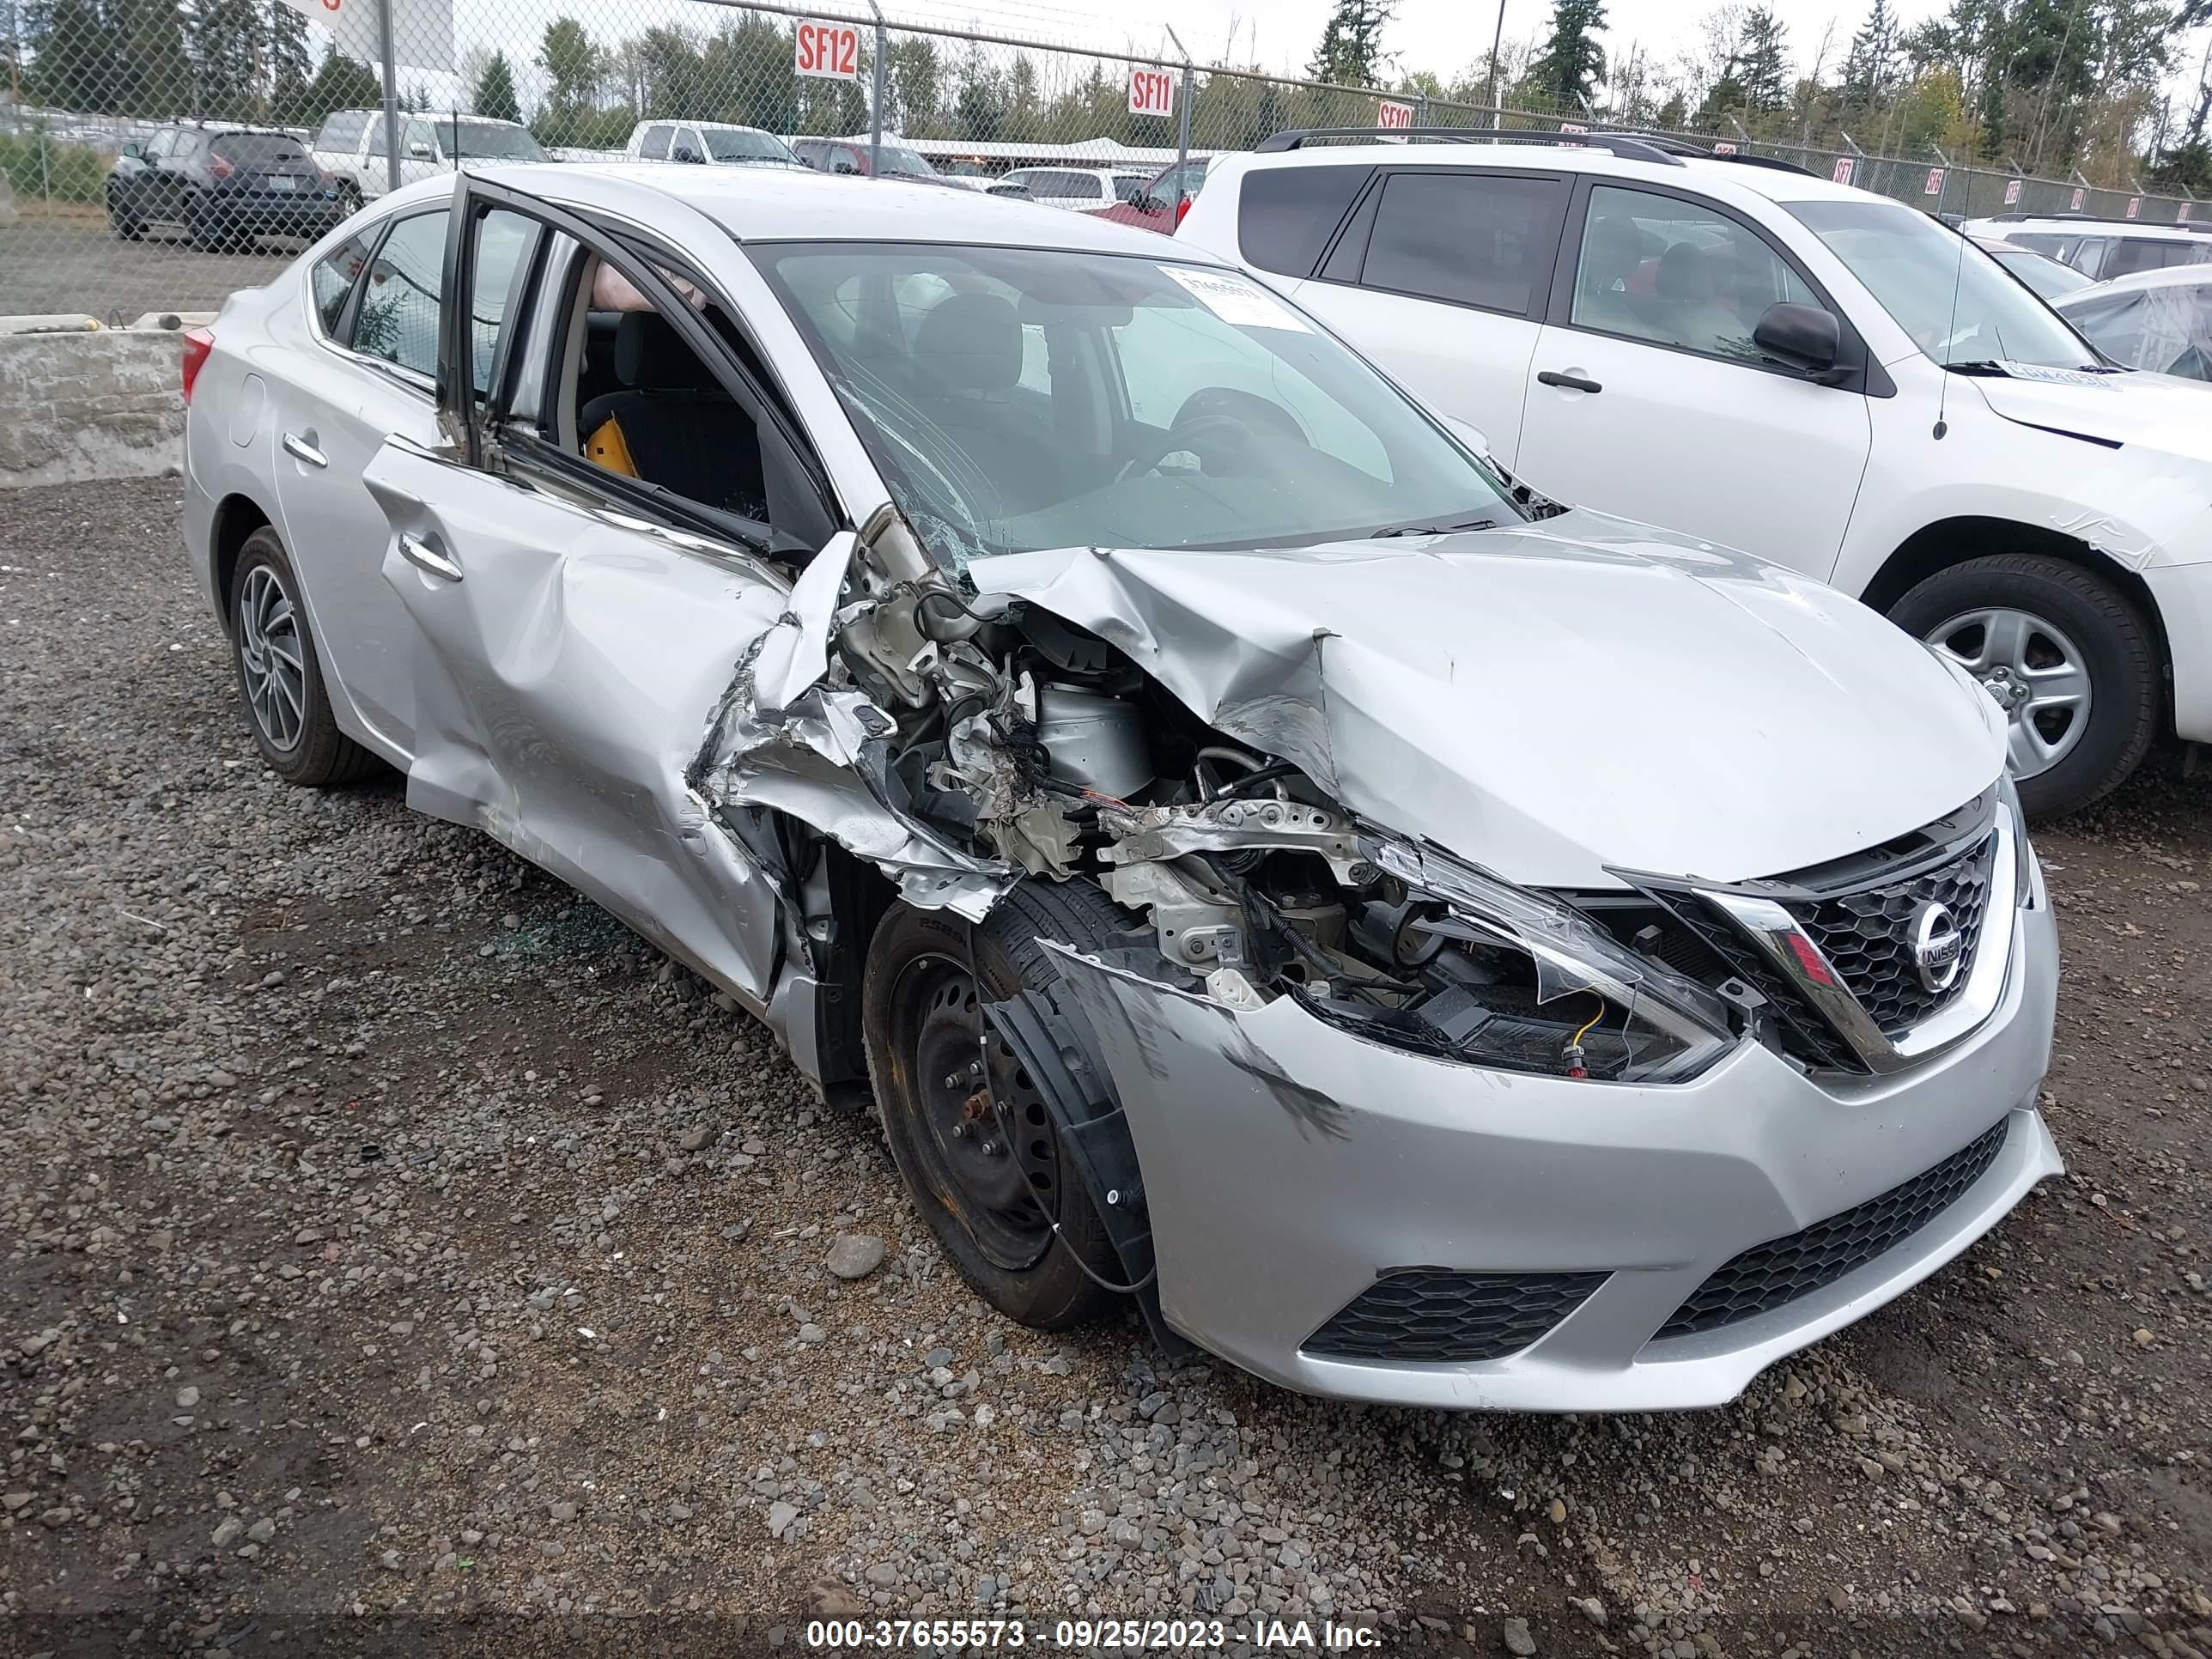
[167,125,2201,1414]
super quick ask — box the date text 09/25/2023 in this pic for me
[805,1618,1387,1650]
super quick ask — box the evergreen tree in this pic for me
[1736,7,1790,112]
[297,48,380,125]
[473,50,520,123]
[536,16,602,143]
[1840,0,1900,115]
[267,0,311,123]
[885,36,942,134]
[1306,0,1397,88]
[1528,0,1608,109]
[186,0,264,118]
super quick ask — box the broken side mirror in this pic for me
[751,531,858,714]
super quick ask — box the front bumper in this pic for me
[1048,895,2059,1412]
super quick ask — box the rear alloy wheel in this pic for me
[1891,552,2157,818]
[861,881,1133,1329]
[227,527,380,787]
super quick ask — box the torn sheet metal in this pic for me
[690,576,1013,921]
[963,528,1998,889]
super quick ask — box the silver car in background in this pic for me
[180,163,2059,1410]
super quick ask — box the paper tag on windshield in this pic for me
[1164,266,1312,332]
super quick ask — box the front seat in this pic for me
[905,291,1064,514]
[580,312,766,520]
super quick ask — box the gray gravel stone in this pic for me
[826,1233,886,1279]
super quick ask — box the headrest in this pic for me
[912,291,1022,392]
[1656,241,1717,304]
[1581,218,1643,286]
[616,311,710,390]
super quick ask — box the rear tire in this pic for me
[226,527,381,787]
[862,879,1136,1330]
[1890,551,2157,818]
[107,192,142,240]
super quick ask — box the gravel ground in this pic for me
[0,222,291,320]
[4,477,2210,1659]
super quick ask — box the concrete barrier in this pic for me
[0,325,185,489]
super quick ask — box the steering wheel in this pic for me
[1116,411,1263,483]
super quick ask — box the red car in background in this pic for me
[1093,158,1210,232]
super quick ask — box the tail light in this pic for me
[208,153,234,179]
[180,327,214,404]
[1173,195,1192,229]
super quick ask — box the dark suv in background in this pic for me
[106,126,343,252]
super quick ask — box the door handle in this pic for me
[398,531,462,582]
[1537,370,1603,394]
[282,430,327,468]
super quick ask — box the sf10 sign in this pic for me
[1128,66,1176,118]
[795,18,860,81]
[1377,99,1414,129]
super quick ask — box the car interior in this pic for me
[556,254,774,526]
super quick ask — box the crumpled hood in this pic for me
[967,511,2004,890]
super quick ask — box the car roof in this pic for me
[641,118,775,134]
[2057,263,2212,301]
[1216,137,1887,210]
[478,161,1235,254]
[1978,214,2203,240]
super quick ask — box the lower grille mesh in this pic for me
[1656,1115,2013,1340]
[1304,1268,1607,1364]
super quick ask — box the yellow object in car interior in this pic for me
[586,415,637,477]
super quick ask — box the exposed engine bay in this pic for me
[696,517,1748,1089]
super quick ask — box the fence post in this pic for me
[866,0,885,179]
[376,0,400,195]
[1166,24,1193,215]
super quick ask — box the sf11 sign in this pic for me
[1128,66,1176,118]
[795,18,860,81]
[1377,100,1414,129]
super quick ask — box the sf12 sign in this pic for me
[1128,66,1176,118]
[1377,99,1414,129]
[795,18,860,81]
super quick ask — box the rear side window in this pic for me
[351,210,447,381]
[638,125,672,160]
[1239,164,1373,279]
[465,209,542,399]
[317,112,369,151]
[1361,171,1568,317]
[310,228,379,338]
[2106,239,2194,278]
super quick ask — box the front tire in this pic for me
[862,880,1135,1330]
[1891,551,2158,818]
[226,527,380,787]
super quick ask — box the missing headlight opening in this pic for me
[695,516,1741,1091]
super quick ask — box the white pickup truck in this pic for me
[309,110,548,208]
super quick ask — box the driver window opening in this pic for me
[569,254,772,525]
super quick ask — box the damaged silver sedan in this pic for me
[182,163,2060,1410]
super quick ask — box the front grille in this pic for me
[1659,899,1865,1073]
[1304,1268,1607,1364]
[1656,1116,2012,1340]
[1786,833,1996,1037]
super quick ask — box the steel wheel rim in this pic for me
[236,564,307,751]
[1924,605,2091,781]
[888,951,1057,1273]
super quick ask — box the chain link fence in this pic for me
[0,0,2197,324]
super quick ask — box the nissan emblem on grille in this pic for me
[1911,900,1966,992]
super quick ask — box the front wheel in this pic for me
[861,880,1135,1330]
[1891,552,2158,818]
